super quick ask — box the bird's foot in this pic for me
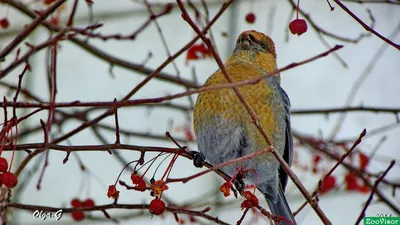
[190,151,205,168]
[234,173,245,194]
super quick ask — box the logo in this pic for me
[364,215,399,225]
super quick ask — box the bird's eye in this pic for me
[260,42,267,49]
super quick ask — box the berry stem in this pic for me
[161,152,179,181]
[296,0,300,19]
[8,120,17,171]
[114,160,139,185]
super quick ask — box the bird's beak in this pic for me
[239,34,252,50]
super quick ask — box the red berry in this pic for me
[71,198,82,207]
[243,191,259,206]
[149,198,166,215]
[183,125,194,141]
[321,175,336,193]
[189,216,196,223]
[345,172,359,191]
[107,185,119,199]
[82,198,95,207]
[0,18,9,29]
[359,185,369,193]
[71,211,85,221]
[164,3,174,13]
[289,19,308,36]
[359,153,370,172]
[0,157,8,172]
[131,173,147,192]
[245,13,256,24]
[50,16,59,25]
[240,191,259,209]
[0,172,18,188]
[313,155,321,164]
[241,199,253,209]
[219,182,232,197]
[43,0,56,5]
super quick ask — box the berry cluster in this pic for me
[186,43,213,64]
[219,168,260,212]
[70,198,95,222]
[240,191,259,210]
[0,157,17,188]
[313,151,371,194]
[107,172,168,216]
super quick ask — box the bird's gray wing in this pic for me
[278,85,293,191]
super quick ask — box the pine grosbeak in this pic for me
[193,30,295,225]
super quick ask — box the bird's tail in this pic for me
[264,185,296,225]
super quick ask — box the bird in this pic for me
[193,30,295,225]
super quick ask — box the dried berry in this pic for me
[131,173,147,192]
[150,180,169,197]
[107,185,119,199]
[241,199,253,209]
[244,191,259,205]
[219,182,232,197]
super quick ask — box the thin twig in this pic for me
[0,0,66,60]
[354,160,396,225]
[328,21,400,139]
[2,45,342,110]
[333,0,400,49]
[293,129,366,216]
[6,202,230,225]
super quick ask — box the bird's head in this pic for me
[228,30,279,81]
[234,30,276,58]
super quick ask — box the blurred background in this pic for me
[0,0,399,224]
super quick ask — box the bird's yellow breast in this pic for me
[193,61,281,147]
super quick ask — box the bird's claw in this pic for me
[234,175,245,194]
[190,151,205,168]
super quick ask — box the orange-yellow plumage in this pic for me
[193,61,280,153]
[193,30,295,225]
[194,30,282,155]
